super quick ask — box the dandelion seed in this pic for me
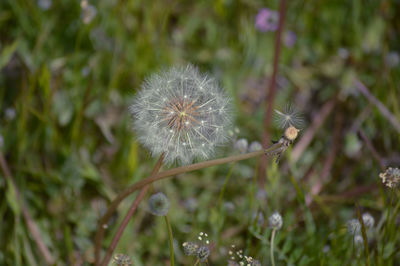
[268,212,283,230]
[130,65,232,165]
[354,234,364,247]
[379,167,400,188]
[148,192,170,216]
[274,105,304,129]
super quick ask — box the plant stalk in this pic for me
[165,215,175,266]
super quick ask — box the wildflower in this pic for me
[249,141,263,152]
[197,246,210,262]
[347,219,361,236]
[130,65,232,165]
[81,0,97,24]
[255,8,279,32]
[182,242,199,256]
[379,167,400,188]
[274,105,304,129]
[112,253,132,265]
[148,192,170,216]
[283,31,297,48]
[269,212,283,230]
[235,138,248,153]
[362,213,375,229]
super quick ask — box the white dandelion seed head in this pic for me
[274,104,304,129]
[347,219,361,236]
[362,213,374,229]
[130,65,233,165]
[268,212,283,230]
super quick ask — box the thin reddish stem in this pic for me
[259,0,287,186]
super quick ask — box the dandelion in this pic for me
[379,167,400,188]
[255,8,279,32]
[183,232,211,264]
[269,212,282,266]
[269,212,282,230]
[249,141,263,152]
[362,213,375,229]
[235,138,248,153]
[148,192,170,216]
[274,105,304,129]
[130,65,232,165]
[347,219,361,236]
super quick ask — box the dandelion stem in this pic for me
[270,229,277,266]
[95,145,282,265]
[164,215,175,266]
[96,154,164,266]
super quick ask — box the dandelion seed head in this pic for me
[235,138,248,153]
[274,105,304,129]
[148,192,170,216]
[197,246,210,262]
[182,242,199,256]
[379,167,400,188]
[268,212,283,230]
[362,213,374,229]
[347,219,361,236]
[354,234,364,247]
[130,65,232,165]
[248,141,263,152]
[112,253,132,265]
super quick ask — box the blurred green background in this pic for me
[1,0,399,265]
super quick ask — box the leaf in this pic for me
[0,40,18,70]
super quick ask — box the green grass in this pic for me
[1,0,400,265]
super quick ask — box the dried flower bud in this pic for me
[379,167,400,188]
[284,126,300,141]
[148,192,170,216]
[268,212,283,230]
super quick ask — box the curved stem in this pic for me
[96,154,164,265]
[95,145,282,264]
[164,215,175,266]
[270,229,277,266]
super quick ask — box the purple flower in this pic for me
[283,31,297,48]
[255,8,279,32]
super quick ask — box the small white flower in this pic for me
[249,141,263,152]
[347,219,361,236]
[235,138,248,153]
[130,65,232,165]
